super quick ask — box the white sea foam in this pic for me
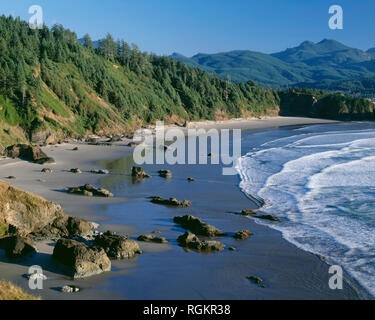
[236,127,375,296]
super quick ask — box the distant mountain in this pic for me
[171,50,312,86]
[272,39,371,65]
[170,40,375,92]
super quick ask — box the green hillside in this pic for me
[0,15,280,146]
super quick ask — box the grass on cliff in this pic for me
[0,281,40,300]
[0,219,7,237]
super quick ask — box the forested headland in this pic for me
[0,16,373,147]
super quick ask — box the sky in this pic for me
[1,0,374,56]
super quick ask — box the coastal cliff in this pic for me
[0,180,64,234]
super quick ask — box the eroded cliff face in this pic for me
[0,180,65,234]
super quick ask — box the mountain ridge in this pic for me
[170,40,375,89]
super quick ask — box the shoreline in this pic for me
[0,116,370,299]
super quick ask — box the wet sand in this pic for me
[0,116,370,299]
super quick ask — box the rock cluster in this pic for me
[150,196,192,207]
[233,230,253,240]
[177,232,225,252]
[173,215,225,237]
[68,184,114,197]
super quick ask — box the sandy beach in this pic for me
[0,116,370,300]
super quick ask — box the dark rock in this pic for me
[53,239,111,278]
[158,170,172,179]
[90,169,109,175]
[177,232,225,252]
[41,168,53,173]
[33,216,69,237]
[70,168,82,174]
[5,144,55,164]
[137,234,168,244]
[32,216,93,238]
[233,230,253,240]
[0,235,36,258]
[131,167,151,178]
[173,215,225,237]
[72,147,79,151]
[241,209,257,216]
[247,276,263,285]
[255,215,280,222]
[150,196,192,208]
[94,231,142,259]
[67,217,93,237]
[68,184,114,197]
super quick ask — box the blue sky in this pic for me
[1,0,374,56]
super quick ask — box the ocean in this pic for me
[236,122,375,297]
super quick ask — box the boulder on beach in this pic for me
[150,196,192,208]
[158,170,172,179]
[137,234,168,244]
[173,215,225,237]
[177,232,225,252]
[4,144,55,164]
[0,235,36,258]
[66,217,93,237]
[233,230,253,240]
[131,167,151,178]
[53,238,111,278]
[94,231,142,259]
[67,184,114,197]
[32,215,94,238]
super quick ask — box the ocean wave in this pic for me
[236,127,375,297]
